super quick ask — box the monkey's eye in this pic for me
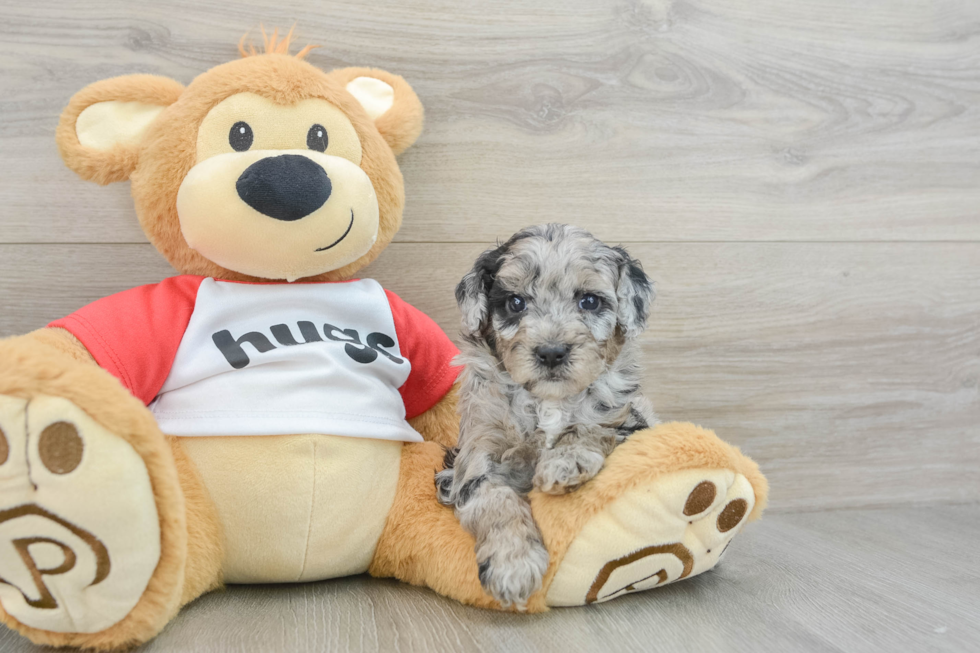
[229,121,253,152]
[507,295,527,313]
[307,124,328,152]
[578,293,601,311]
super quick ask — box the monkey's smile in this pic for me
[315,209,355,252]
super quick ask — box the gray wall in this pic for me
[2,0,978,512]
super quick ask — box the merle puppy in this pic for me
[436,223,657,608]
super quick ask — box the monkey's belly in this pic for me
[179,434,402,583]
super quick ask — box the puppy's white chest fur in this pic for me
[536,399,567,449]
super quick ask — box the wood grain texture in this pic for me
[2,504,977,652]
[1,242,977,512]
[1,0,980,243]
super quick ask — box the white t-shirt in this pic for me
[52,276,460,442]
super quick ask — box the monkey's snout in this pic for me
[236,154,332,221]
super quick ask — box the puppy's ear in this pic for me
[57,75,184,185]
[612,247,654,339]
[456,244,506,337]
[330,67,424,155]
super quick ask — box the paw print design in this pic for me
[546,469,755,606]
[0,395,160,633]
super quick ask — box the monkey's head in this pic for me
[57,30,423,282]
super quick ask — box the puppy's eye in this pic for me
[579,293,601,311]
[507,295,527,313]
[307,124,328,152]
[229,121,253,151]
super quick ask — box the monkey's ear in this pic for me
[57,75,184,185]
[456,245,506,337]
[330,67,424,156]
[612,246,655,339]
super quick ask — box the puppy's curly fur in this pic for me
[436,224,657,607]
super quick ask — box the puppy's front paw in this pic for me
[434,467,455,506]
[477,539,549,609]
[534,447,605,494]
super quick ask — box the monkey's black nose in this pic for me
[535,344,571,369]
[236,154,332,221]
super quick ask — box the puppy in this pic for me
[436,223,657,608]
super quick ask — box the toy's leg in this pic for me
[529,422,768,609]
[370,422,766,612]
[369,440,501,609]
[0,329,223,650]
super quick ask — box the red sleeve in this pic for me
[384,289,461,419]
[48,275,205,405]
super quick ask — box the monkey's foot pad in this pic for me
[0,395,160,633]
[546,468,755,606]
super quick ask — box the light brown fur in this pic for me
[525,421,768,611]
[57,56,421,284]
[369,440,500,609]
[407,385,460,449]
[1,329,227,627]
[168,437,224,606]
[238,25,320,60]
[49,53,402,637]
[56,75,185,186]
[369,421,767,613]
[5,40,426,648]
[0,330,205,648]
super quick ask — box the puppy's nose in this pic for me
[236,154,332,221]
[535,344,571,368]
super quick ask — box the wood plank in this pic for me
[1,242,977,511]
[1,505,976,652]
[2,0,980,243]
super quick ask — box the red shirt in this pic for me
[51,276,459,441]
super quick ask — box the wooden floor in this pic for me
[1,0,978,513]
[0,504,976,653]
[1,0,978,650]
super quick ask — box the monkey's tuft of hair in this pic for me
[238,24,320,60]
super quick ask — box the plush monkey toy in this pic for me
[0,31,768,650]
